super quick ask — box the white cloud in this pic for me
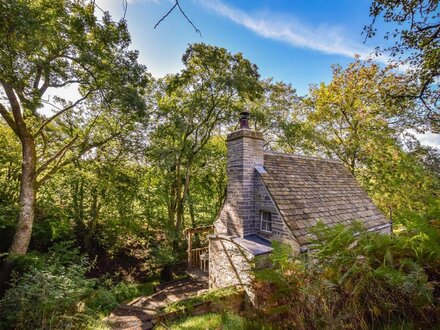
[200,0,437,147]
[414,131,440,149]
[199,0,385,62]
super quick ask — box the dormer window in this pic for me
[260,211,272,232]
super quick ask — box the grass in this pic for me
[156,312,274,330]
[156,312,246,330]
[163,286,239,313]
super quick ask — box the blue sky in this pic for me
[98,0,386,95]
[94,0,439,147]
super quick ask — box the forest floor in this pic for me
[106,275,208,330]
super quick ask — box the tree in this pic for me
[296,59,439,226]
[303,59,413,174]
[0,0,148,264]
[148,43,261,247]
[365,0,439,132]
[247,79,300,149]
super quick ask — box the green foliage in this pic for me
[284,59,440,228]
[0,0,150,259]
[164,287,239,313]
[0,249,95,329]
[86,280,157,315]
[157,312,272,330]
[0,240,158,329]
[253,223,440,329]
[304,59,415,172]
[365,0,439,132]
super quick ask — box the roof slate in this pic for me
[260,152,390,245]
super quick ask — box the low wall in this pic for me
[209,235,254,290]
[208,234,271,305]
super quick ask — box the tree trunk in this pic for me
[84,187,100,253]
[0,136,36,291]
[10,136,36,255]
[73,178,87,247]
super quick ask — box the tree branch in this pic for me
[154,0,201,37]
[34,89,95,137]
[0,102,18,135]
[1,82,29,139]
[154,2,177,30]
[176,1,202,37]
[36,135,79,176]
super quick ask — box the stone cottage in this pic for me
[208,112,391,291]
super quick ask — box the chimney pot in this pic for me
[239,111,250,129]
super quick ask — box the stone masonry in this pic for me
[254,175,299,250]
[215,129,264,237]
[208,235,254,289]
[209,234,270,303]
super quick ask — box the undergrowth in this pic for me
[163,286,240,313]
[0,242,158,330]
[252,222,440,329]
[156,312,273,330]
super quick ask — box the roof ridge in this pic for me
[263,151,342,164]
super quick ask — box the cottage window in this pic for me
[260,211,272,232]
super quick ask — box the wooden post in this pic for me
[187,231,192,269]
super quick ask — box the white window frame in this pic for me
[260,211,272,233]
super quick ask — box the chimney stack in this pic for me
[224,112,264,237]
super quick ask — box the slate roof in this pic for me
[259,151,390,245]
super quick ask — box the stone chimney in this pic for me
[225,112,264,237]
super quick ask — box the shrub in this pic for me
[0,259,95,329]
[86,280,158,314]
[253,222,440,329]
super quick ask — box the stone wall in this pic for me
[208,234,270,304]
[255,175,288,240]
[209,235,254,290]
[254,175,300,252]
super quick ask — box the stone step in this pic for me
[117,304,156,315]
[155,278,193,291]
[163,282,206,294]
[107,315,156,329]
[108,277,209,329]
[107,315,147,328]
[166,293,179,303]
[139,299,167,309]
